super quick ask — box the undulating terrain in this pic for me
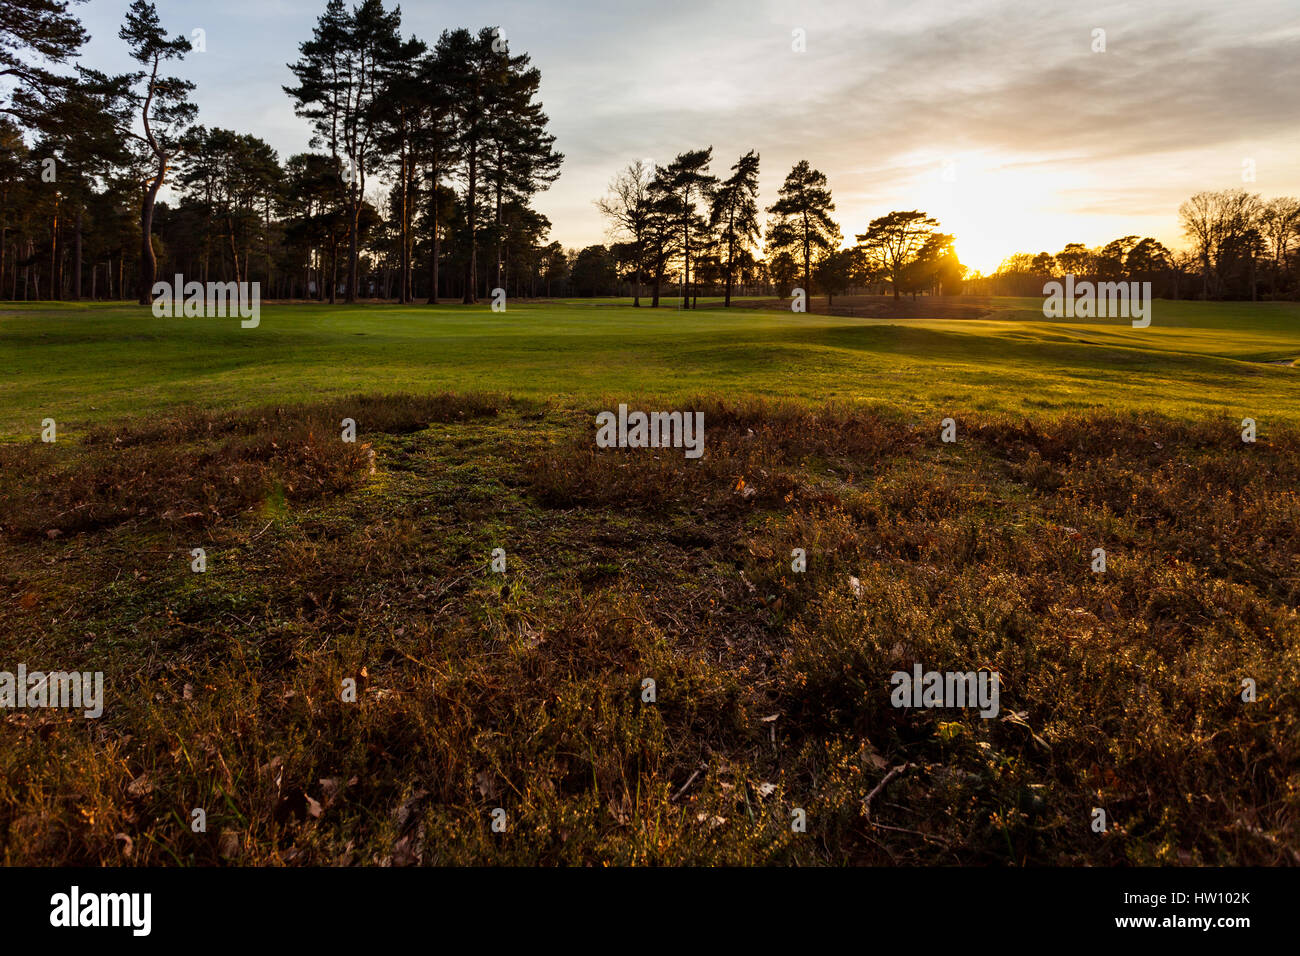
[0,298,1296,864]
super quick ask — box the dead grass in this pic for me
[0,396,1295,865]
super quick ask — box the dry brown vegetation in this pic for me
[0,394,1295,865]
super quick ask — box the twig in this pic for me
[672,769,701,803]
[866,820,952,850]
[864,762,912,820]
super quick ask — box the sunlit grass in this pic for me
[2,297,1296,437]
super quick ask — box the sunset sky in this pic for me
[75,0,1300,274]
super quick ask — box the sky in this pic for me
[73,0,1300,274]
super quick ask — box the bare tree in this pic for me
[1259,196,1300,273]
[81,0,195,304]
[595,159,653,306]
[1178,189,1261,298]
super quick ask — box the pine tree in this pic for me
[287,0,404,303]
[660,148,716,309]
[81,0,195,304]
[710,150,760,307]
[765,160,839,301]
[0,0,89,120]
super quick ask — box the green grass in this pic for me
[2,297,1297,437]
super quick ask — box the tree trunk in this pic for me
[462,141,478,304]
[494,141,504,295]
[73,209,82,299]
[802,233,810,303]
[681,199,690,309]
[427,156,440,305]
[227,214,240,284]
[138,164,166,304]
[264,195,272,292]
[346,184,360,303]
[329,233,338,304]
[49,198,59,300]
[399,126,409,304]
[724,210,736,307]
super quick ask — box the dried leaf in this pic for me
[126,773,153,799]
[393,788,429,830]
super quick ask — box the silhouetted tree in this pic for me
[710,149,760,307]
[767,160,839,299]
[856,209,932,301]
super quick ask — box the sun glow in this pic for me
[888,152,1095,276]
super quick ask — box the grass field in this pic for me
[0,297,1296,865]
[2,297,1298,437]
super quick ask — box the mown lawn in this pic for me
[2,297,1297,437]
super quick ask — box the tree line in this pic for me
[593,151,965,306]
[973,190,1300,301]
[2,1,1296,305]
[594,155,1300,304]
[0,0,561,303]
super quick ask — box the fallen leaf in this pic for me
[393,789,429,830]
[391,826,424,866]
[126,773,153,799]
[274,787,320,824]
[281,846,309,865]
[318,777,344,808]
[260,755,284,776]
